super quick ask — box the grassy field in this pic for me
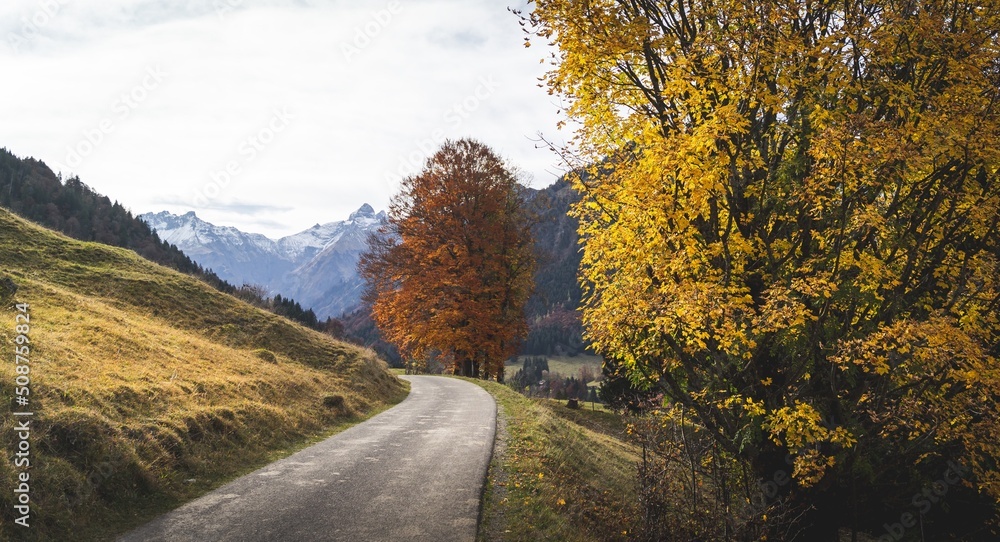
[467,379,642,542]
[0,209,408,541]
[506,354,604,380]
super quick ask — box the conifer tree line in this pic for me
[0,148,323,331]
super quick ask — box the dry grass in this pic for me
[0,209,407,541]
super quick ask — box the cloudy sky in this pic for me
[0,0,567,237]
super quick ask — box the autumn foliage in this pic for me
[359,139,534,380]
[527,0,1000,538]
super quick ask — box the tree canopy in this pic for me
[360,139,535,380]
[528,0,1000,537]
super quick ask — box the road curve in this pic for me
[118,376,497,542]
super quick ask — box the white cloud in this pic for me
[0,0,566,237]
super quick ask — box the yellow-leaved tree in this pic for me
[526,0,1000,538]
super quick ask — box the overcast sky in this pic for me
[0,0,567,237]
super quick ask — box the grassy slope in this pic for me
[0,209,407,541]
[468,380,643,541]
[507,354,603,380]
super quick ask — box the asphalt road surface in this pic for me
[118,375,497,542]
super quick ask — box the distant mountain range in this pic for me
[0,145,587,360]
[338,179,589,362]
[140,205,386,319]
[142,178,588,357]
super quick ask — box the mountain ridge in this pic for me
[140,205,387,319]
[142,177,588,359]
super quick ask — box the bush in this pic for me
[322,394,345,409]
[252,348,277,364]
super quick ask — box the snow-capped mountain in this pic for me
[139,204,387,318]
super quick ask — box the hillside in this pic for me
[524,178,583,317]
[0,209,406,541]
[0,148,220,289]
[0,148,322,330]
[522,178,587,357]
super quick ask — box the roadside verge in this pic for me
[462,379,642,542]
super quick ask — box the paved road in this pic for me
[118,376,497,542]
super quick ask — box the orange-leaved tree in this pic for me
[526,0,1000,538]
[359,138,534,380]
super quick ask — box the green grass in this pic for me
[539,397,614,418]
[465,379,642,542]
[506,354,604,380]
[0,209,408,541]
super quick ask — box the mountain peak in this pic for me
[350,203,376,220]
[140,206,387,317]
